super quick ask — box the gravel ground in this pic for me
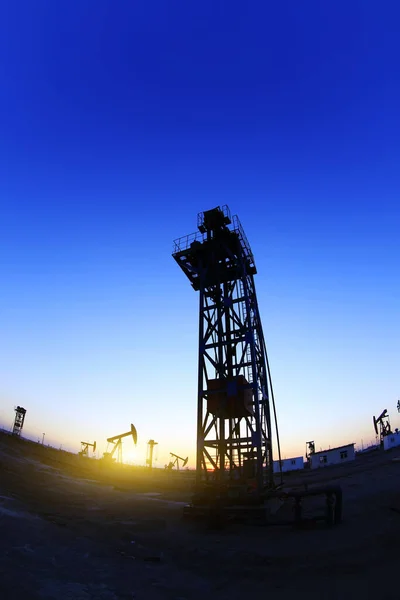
[1,433,399,600]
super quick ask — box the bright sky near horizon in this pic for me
[1,1,399,467]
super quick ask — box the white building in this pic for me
[309,443,355,469]
[383,431,400,451]
[273,456,304,473]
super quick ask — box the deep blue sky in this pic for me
[1,1,399,464]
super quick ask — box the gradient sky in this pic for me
[1,1,399,466]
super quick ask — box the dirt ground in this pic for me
[1,432,400,600]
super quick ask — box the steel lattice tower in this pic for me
[12,406,27,437]
[173,206,279,494]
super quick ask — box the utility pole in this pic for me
[147,439,158,469]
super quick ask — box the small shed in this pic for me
[273,456,304,473]
[383,431,400,451]
[309,443,355,469]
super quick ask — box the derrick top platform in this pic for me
[172,205,256,290]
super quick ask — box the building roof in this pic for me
[311,443,355,456]
[273,456,303,462]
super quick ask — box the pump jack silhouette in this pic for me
[102,424,137,464]
[373,409,392,446]
[79,441,96,457]
[165,452,189,471]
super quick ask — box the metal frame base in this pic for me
[183,484,343,529]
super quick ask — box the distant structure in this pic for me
[305,440,315,463]
[79,440,96,458]
[383,429,400,451]
[172,205,281,498]
[146,439,158,469]
[309,443,355,469]
[103,424,137,464]
[12,406,27,437]
[166,452,188,471]
[397,400,400,413]
[373,409,392,447]
[273,457,304,473]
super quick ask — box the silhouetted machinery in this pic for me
[172,206,345,528]
[173,207,344,528]
[173,206,281,501]
[166,452,189,471]
[103,424,137,464]
[12,406,27,437]
[146,439,158,469]
[306,440,315,462]
[79,440,96,458]
[373,409,392,446]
